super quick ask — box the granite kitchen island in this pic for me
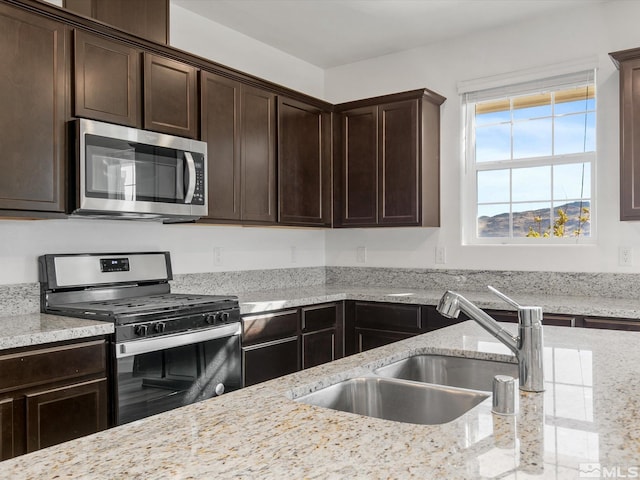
[2,319,637,479]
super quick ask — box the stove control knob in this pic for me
[220,312,230,323]
[135,325,149,336]
[205,313,216,325]
[154,322,166,333]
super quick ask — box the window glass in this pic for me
[464,70,595,241]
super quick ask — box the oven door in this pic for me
[114,324,241,425]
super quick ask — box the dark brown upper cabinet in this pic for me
[611,48,640,221]
[74,30,140,127]
[0,3,68,215]
[143,53,198,139]
[335,90,445,227]
[278,97,332,226]
[64,0,169,45]
[200,72,276,224]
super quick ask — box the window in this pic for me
[462,69,596,242]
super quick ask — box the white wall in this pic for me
[170,4,325,99]
[324,0,640,273]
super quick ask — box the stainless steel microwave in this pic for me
[72,119,208,221]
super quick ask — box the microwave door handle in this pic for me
[183,152,196,203]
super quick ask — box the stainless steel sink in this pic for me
[374,354,518,391]
[295,377,488,425]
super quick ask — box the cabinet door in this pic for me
[143,53,198,138]
[0,397,14,461]
[243,337,299,386]
[340,106,378,226]
[200,71,241,221]
[74,30,140,127]
[278,97,331,226]
[25,378,108,452]
[356,328,415,353]
[582,317,640,331]
[302,330,335,369]
[378,99,419,225]
[619,58,640,220]
[241,85,277,223]
[65,0,169,45]
[0,4,67,213]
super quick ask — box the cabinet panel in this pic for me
[0,340,106,393]
[278,97,331,226]
[243,337,299,386]
[619,58,640,220]
[74,30,140,127]
[341,106,378,225]
[379,99,419,224]
[241,85,276,223]
[0,4,67,213]
[200,72,241,221]
[65,0,169,44]
[354,302,422,332]
[143,53,198,138]
[0,397,14,461]
[301,304,337,332]
[422,305,466,332]
[242,310,299,346]
[356,328,414,353]
[582,317,640,331]
[26,378,108,452]
[302,330,335,369]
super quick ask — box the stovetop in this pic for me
[51,293,240,325]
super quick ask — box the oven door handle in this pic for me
[116,323,241,358]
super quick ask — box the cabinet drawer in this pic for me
[0,340,106,393]
[301,304,337,332]
[354,302,421,332]
[242,310,299,345]
[243,337,300,386]
[582,317,640,331]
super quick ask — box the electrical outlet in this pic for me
[435,246,446,264]
[356,246,367,263]
[213,247,223,266]
[619,246,632,267]
[290,246,297,264]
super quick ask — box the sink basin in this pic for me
[295,377,488,425]
[374,354,518,391]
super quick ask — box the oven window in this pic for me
[116,335,242,425]
[85,134,185,203]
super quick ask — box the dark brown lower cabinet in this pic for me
[26,378,107,452]
[0,397,14,461]
[581,316,640,331]
[484,309,576,327]
[243,337,300,387]
[0,338,109,460]
[301,303,343,369]
[242,303,344,385]
[349,301,426,354]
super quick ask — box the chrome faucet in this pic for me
[436,286,544,392]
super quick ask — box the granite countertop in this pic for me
[237,284,640,319]
[2,320,638,479]
[0,313,114,351]
[2,283,639,352]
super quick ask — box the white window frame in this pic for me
[459,61,598,245]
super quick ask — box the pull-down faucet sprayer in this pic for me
[436,286,544,392]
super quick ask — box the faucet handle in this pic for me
[488,285,522,309]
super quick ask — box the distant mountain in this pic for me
[478,201,591,237]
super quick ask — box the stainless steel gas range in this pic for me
[39,252,242,425]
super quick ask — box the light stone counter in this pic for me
[238,284,640,320]
[1,321,637,478]
[0,313,114,351]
